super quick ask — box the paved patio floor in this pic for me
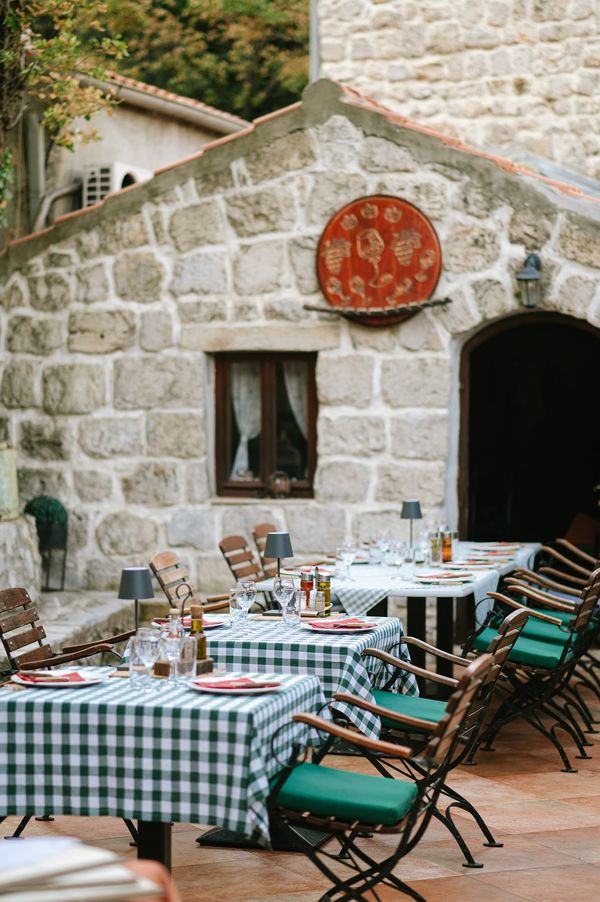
[3,682,600,901]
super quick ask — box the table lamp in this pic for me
[401,500,422,549]
[119,566,154,629]
[264,532,294,578]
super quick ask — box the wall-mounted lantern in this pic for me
[516,253,542,309]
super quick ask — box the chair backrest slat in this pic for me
[13,645,54,667]
[6,625,47,652]
[219,535,263,583]
[0,588,50,671]
[0,608,38,633]
[252,522,278,580]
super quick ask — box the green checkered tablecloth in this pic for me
[206,617,418,737]
[0,671,326,846]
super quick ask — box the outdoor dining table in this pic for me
[0,669,327,868]
[204,615,418,738]
[256,542,540,677]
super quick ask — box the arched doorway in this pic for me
[459,313,600,543]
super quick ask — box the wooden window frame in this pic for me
[215,352,317,498]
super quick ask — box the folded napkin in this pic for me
[192,677,281,690]
[17,671,85,683]
[308,617,370,630]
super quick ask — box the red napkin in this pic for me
[419,572,462,579]
[193,677,281,690]
[308,618,369,630]
[17,671,85,683]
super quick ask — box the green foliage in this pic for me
[0,148,13,225]
[104,0,309,121]
[24,495,68,525]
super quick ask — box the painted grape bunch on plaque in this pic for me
[317,195,442,326]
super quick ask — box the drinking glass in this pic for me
[232,582,255,632]
[178,636,197,684]
[340,542,356,581]
[129,630,160,692]
[162,636,181,686]
[273,577,295,623]
[228,589,245,632]
[400,546,416,582]
[390,541,406,579]
[282,589,301,628]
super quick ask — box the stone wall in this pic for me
[319,0,600,178]
[1,79,600,593]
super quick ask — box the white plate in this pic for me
[189,677,283,695]
[302,622,377,634]
[11,670,109,688]
[151,619,225,630]
[416,577,473,585]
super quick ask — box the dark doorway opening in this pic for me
[459,313,600,543]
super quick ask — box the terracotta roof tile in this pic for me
[104,71,248,127]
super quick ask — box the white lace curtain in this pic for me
[283,360,308,438]
[230,362,261,479]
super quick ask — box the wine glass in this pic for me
[340,542,356,581]
[235,580,256,632]
[390,541,406,580]
[273,577,295,623]
[131,630,160,692]
[162,636,181,686]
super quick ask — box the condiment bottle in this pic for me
[300,568,313,610]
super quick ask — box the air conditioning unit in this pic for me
[82,162,153,207]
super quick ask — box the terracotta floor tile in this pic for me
[405,874,528,901]
[489,769,600,800]
[522,824,600,863]
[453,798,600,833]
[470,862,600,901]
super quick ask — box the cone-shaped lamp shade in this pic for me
[118,567,154,629]
[264,532,294,559]
[401,500,422,520]
[264,532,293,578]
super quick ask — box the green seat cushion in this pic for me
[520,616,571,646]
[472,627,570,668]
[372,690,445,731]
[273,762,418,826]
[530,605,575,625]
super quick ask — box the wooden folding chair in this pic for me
[149,551,229,614]
[252,522,278,580]
[218,535,264,583]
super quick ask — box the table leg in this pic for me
[436,597,455,679]
[137,821,172,870]
[406,597,426,670]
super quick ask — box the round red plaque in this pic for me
[316,195,442,326]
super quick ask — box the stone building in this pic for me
[317,0,600,179]
[1,78,599,593]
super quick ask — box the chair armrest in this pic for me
[62,629,135,652]
[502,584,574,613]
[361,647,458,687]
[292,712,412,758]
[488,592,564,625]
[206,593,230,603]
[202,598,229,613]
[538,567,587,587]
[505,578,577,608]
[334,691,435,733]
[540,545,591,577]
[509,570,580,597]
[555,538,598,567]
[19,645,116,669]
[397,636,470,666]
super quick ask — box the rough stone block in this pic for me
[42,364,105,415]
[319,415,386,455]
[7,316,64,354]
[68,310,135,353]
[472,279,517,319]
[195,551,232,594]
[220,504,285,540]
[167,508,216,549]
[99,213,149,254]
[177,299,225,323]
[360,137,417,172]
[171,251,228,295]
[226,188,295,237]
[76,263,110,304]
[1,275,28,309]
[381,356,451,407]
[17,467,69,502]
[285,505,346,553]
[122,462,181,506]
[390,411,448,459]
[195,168,235,197]
[185,461,211,503]
[78,417,142,458]
[559,215,600,267]
[315,460,371,503]
[244,130,318,182]
[1,361,38,408]
[551,275,596,318]
[96,511,157,556]
[509,206,555,249]
[317,115,365,168]
[67,508,90,551]
[444,224,500,272]
[352,510,410,544]
[114,358,203,409]
[74,469,113,502]
[264,299,305,320]
[308,172,368,225]
[146,412,206,458]
[139,311,174,351]
[317,355,374,408]
[432,290,483,335]
[397,313,444,351]
[28,273,72,311]
[113,252,165,302]
[168,202,226,251]
[233,241,287,294]
[288,234,320,294]
[375,462,446,505]
[19,419,73,461]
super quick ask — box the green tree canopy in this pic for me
[105,0,309,121]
